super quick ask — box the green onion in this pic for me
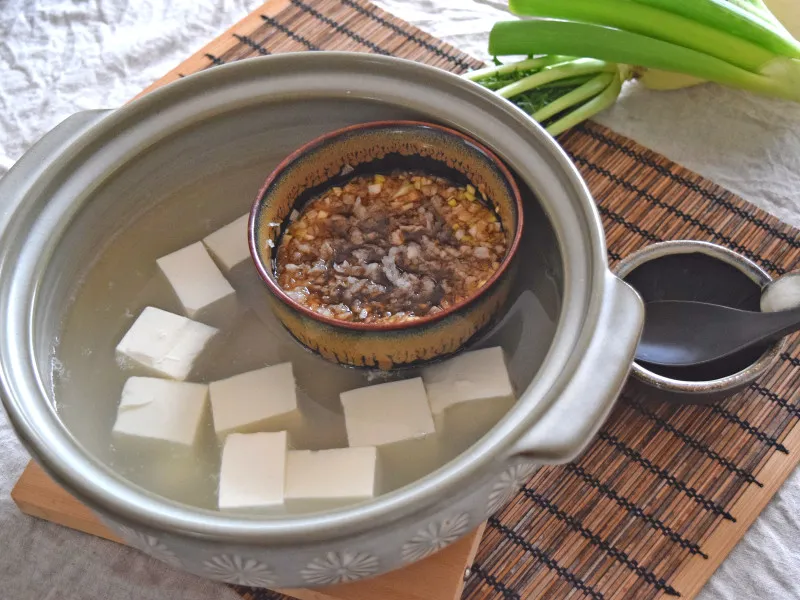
[489,19,800,102]
[508,0,776,72]
[628,0,800,56]
[496,58,617,99]
[462,55,567,82]
[637,70,706,90]
[545,70,624,136]
[465,56,628,137]
[531,72,616,123]
[464,0,799,137]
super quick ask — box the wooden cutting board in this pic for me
[12,462,485,600]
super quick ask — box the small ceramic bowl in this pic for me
[249,120,524,370]
[614,240,785,404]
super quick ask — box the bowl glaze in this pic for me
[249,120,524,370]
[615,240,784,404]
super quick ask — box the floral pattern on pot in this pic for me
[486,462,538,516]
[201,554,276,587]
[116,524,182,568]
[300,551,380,585]
[401,512,471,563]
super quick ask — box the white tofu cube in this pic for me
[422,347,513,414]
[422,347,515,444]
[157,241,237,325]
[286,447,378,507]
[116,307,218,381]
[112,377,208,448]
[341,378,441,491]
[340,377,435,448]
[203,214,251,273]
[209,363,302,441]
[219,431,288,510]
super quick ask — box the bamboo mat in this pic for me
[143,0,800,598]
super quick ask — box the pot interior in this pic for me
[35,97,563,515]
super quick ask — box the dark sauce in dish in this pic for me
[624,253,769,381]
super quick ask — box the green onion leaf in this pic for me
[464,56,568,81]
[531,72,616,122]
[496,58,616,99]
[489,19,800,102]
[628,0,800,57]
[545,71,624,136]
[509,0,776,72]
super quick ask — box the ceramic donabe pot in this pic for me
[0,53,643,588]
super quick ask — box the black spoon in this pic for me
[636,300,800,368]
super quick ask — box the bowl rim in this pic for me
[248,119,525,331]
[614,240,785,393]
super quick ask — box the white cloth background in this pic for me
[0,1,798,598]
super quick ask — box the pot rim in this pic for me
[614,240,784,393]
[0,52,612,543]
[247,119,525,332]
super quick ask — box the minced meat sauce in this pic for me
[275,171,508,324]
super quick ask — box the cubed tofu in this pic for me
[209,363,302,441]
[218,431,288,510]
[422,347,515,445]
[157,241,237,325]
[340,378,439,487]
[203,214,251,273]
[340,377,441,491]
[286,447,378,508]
[340,377,435,448]
[422,347,513,413]
[112,377,208,448]
[116,306,218,381]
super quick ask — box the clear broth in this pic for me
[50,105,561,516]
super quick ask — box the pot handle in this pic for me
[511,272,644,463]
[0,110,111,214]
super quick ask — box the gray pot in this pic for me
[0,53,643,588]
